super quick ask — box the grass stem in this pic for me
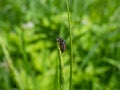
[65,0,73,90]
[57,41,64,90]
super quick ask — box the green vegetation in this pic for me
[0,0,120,90]
[65,1,73,90]
[57,39,64,90]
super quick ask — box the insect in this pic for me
[57,37,66,53]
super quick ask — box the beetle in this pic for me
[57,37,66,53]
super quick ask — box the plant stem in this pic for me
[0,34,23,90]
[66,0,73,90]
[57,42,64,90]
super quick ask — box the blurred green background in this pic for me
[0,0,120,90]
